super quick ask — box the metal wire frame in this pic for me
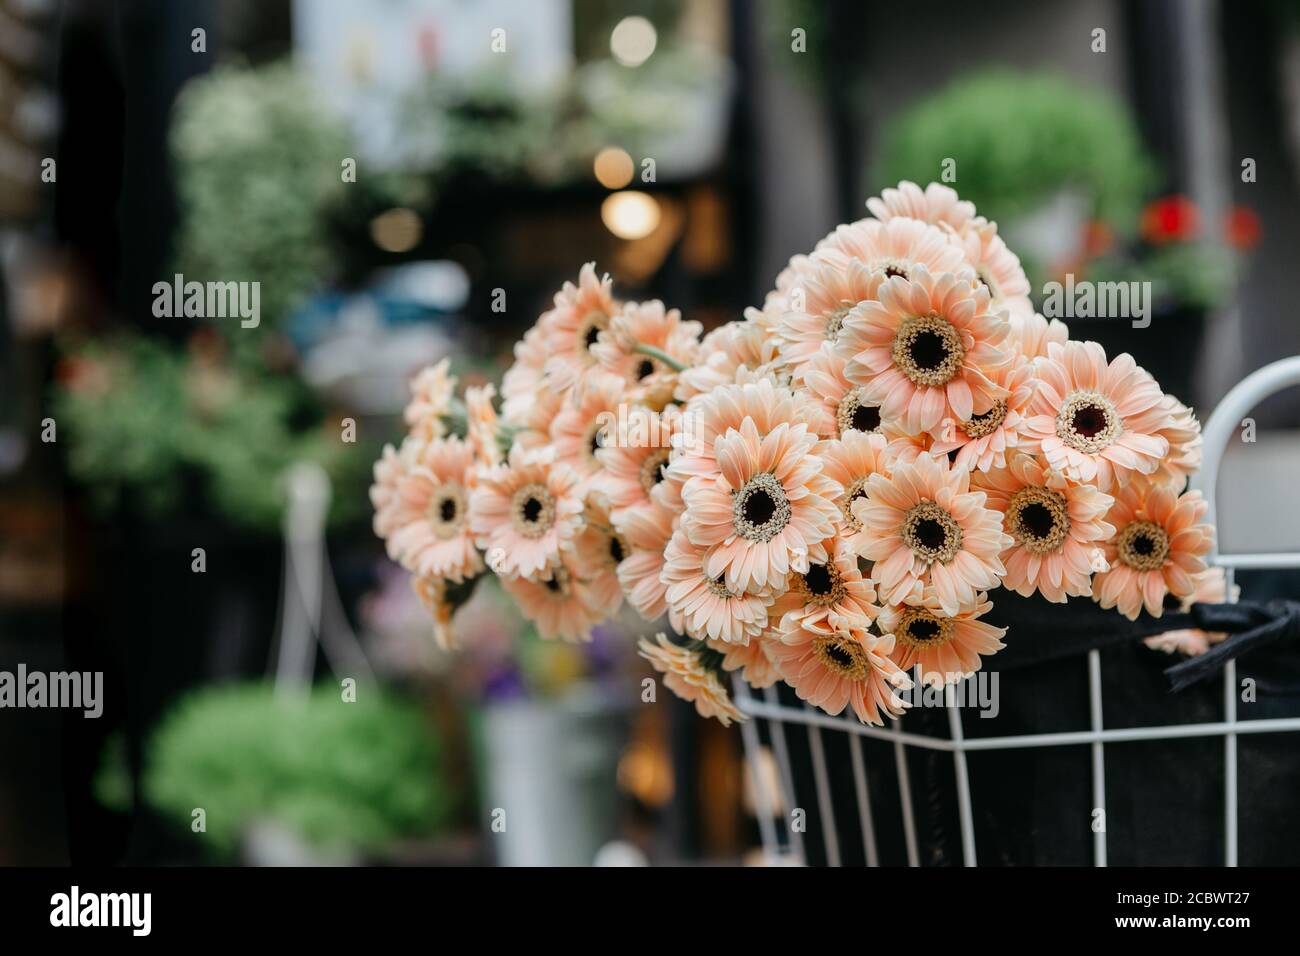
[737,356,1300,867]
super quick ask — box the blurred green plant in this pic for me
[142,682,452,858]
[1086,242,1237,313]
[171,62,351,333]
[878,70,1155,227]
[50,332,369,532]
[398,45,720,185]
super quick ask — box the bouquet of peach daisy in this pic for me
[370,180,1215,728]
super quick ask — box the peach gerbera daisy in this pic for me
[540,262,621,393]
[592,300,701,405]
[768,536,879,633]
[865,180,977,232]
[506,381,565,450]
[670,378,828,478]
[385,436,483,583]
[661,527,774,644]
[680,416,842,594]
[973,451,1114,603]
[851,451,1012,615]
[465,383,502,470]
[815,215,969,288]
[953,218,1033,320]
[469,443,585,579]
[928,355,1037,472]
[371,437,420,540]
[818,429,892,541]
[549,369,625,485]
[1008,311,1069,360]
[676,316,781,402]
[501,325,547,422]
[1022,341,1172,491]
[638,633,747,726]
[594,404,678,522]
[878,419,934,468]
[1151,394,1203,488]
[1093,477,1214,620]
[501,559,605,642]
[795,342,884,438]
[837,267,1011,437]
[768,615,912,725]
[1144,567,1237,656]
[773,254,884,377]
[708,634,781,689]
[759,253,820,322]
[569,499,629,619]
[878,591,1006,686]
[403,357,457,443]
[616,500,676,622]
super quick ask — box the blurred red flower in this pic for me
[1081,219,1114,258]
[1140,195,1201,244]
[1224,205,1261,250]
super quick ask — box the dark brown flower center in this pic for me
[842,476,870,529]
[733,473,791,542]
[892,313,965,387]
[813,632,872,679]
[638,448,670,494]
[1007,485,1070,554]
[511,483,556,538]
[1057,390,1121,453]
[895,606,954,649]
[585,419,610,463]
[901,501,963,564]
[428,484,469,540]
[706,574,733,598]
[961,400,1007,439]
[1117,520,1170,572]
[825,302,854,342]
[797,560,846,607]
[837,386,882,436]
[541,567,574,597]
[579,310,609,353]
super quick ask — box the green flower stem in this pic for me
[632,341,688,374]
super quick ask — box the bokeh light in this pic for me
[609,16,657,67]
[593,147,635,189]
[369,207,422,253]
[601,191,661,239]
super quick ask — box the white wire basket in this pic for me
[737,357,1300,867]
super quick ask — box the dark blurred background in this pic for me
[3,0,1300,866]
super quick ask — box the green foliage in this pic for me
[50,333,369,532]
[398,46,719,185]
[143,682,452,858]
[171,62,351,331]
[1086,242,1238,313]
[878,70,1155,227]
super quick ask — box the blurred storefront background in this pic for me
[3,0,1300,865]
